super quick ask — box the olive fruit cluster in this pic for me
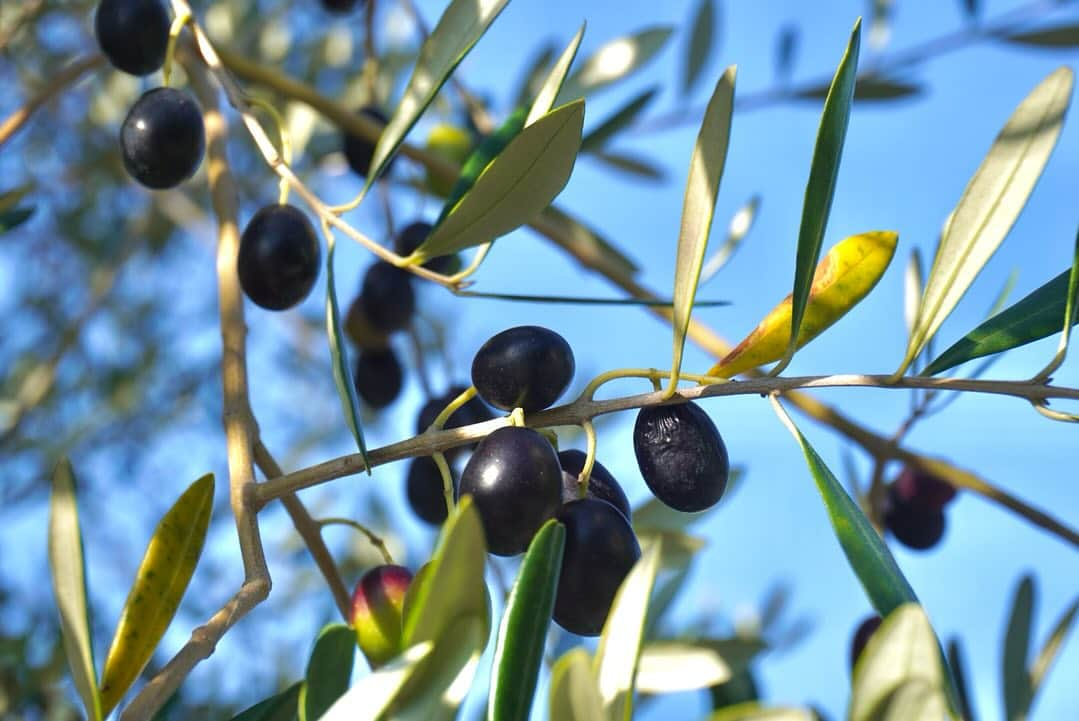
[883,467,958,551]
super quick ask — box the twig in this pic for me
[0,54,103,148]
[318,517,395,566]
[0,0,45,51]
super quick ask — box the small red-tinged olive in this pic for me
[351,565,413,668]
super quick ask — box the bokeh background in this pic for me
[1,0,1077,719]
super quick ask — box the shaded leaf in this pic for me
[896,67,1073,376]
[513,43,557,111]
[635,639,765,693]
[326,236,369,467]
[594,538,662,721]
[670,65,736,389]
[1004,25,1079,49]
[549,649,605,721]
[779,19,861,374]
[487,520,565,721]
[1003,576,1034,721]
[1030,596,1079,693]
[100,474,214,715]
[299,625,355,721]
[797,76,922,102]
[526,24,586,126]
[581,87,658,152]
[683,0,716,96]
[775,25,799,83]
[591,150,665,181]
[557,27,674,103]
[946,638,978,721]
[365,0,510,188]
[230,682,302,721]
[0,206,34,234]
[416,101,584,261]
[48,459,102,721]
[701,195,761,284]
[710,231,897,378]
[319,642,434,721]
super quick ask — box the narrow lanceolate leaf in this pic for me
[581,87,659,153]
[707,705,814,721]
[947,639,978,721]
[319,642,434,721]
[488,520,565,721]
[635,639,765,693]
[230,682,302,721]
[896,67,1074,377]
[549,649,605,721]
[796,76,922,103]
[387,615,486,721]
[1004,25,1079,49]
[594,538,663,721]
[514,43,557,111]
[48,459,103,721]
[1030,596,1079,693]
[850,605,949,721]
[770,401,917,614]
[921,267,1079,376]
[710,231,897,378]
[0,206,34,234]
[778,18,861,375]
[526,24,586,126]
[701,195,761,284]
[904,249,924,337]
[557,27,674,103]
[591,150,666,182]
[1003,575,1034,721]
[417,101,584,261]
[299,624,355,721]
[100,474,214,715]
[683,0,716,96]
[1041,227,1079,377]
[365,0,510,188]
[326,236,369,467]
[669,65,736,390]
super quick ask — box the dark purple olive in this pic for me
[891,466,957,511]
[416,385,495,435]
[850,615,883,670]
[471,326,575,412]
[884,498,946,551]
[95,0,170,75]
[343,105,394,178]
[238,204,321,310]
[633,402,728,512]
[459,426,562,556]
[553,498,641,636]
[360,261,414,333]
[406,455,456,526]
[120,88,204,189]
[558,450,631,519]
[393,221,459,274]
[353,347,403,409]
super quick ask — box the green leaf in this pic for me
[594,538,663,721]
[796,76,922,103]
[326,236,369,469]
[921,268,1079,376]
[1004,25,1079,48]
[549,649,605,721]
[904,248,925,339]
[389,615,486,721]
[230,683,302,721]
[416,100,584,261]
[591,150,666,181]
[777,19,861,375]
[868,679,948,721]
[669,65,736,389]
[1038,226,1079,378]
[299,625,355,721]
[319,642,434,721]
[541,206,640,281]
[557,27,674,103]
[100,474,214,715]
[526,24,586,126]
[1003,575,1034,721]
[0,206,34,234]
[850,604,948,721]
[365,0,510,189]
[946,639,978,721]
[48,459,103,721]
[683,0,716,96]
[701,195,761,284]
[1030,596,1079,694]
[896,66,1073,376]
[581,87,658,153]
[635,639,765,693]
[707,704,814,721]
[487,520,565,721]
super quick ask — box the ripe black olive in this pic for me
[237,204,321,311]
[343,105,395,178]
[558,449,631,519]
[360,261,415,333]
[120,88,205,189]
[633,402,729,512]
[393,221,458,274]
[95,0,170,76]
[353,347,403,409]
[406,455,456,526]
[471,326,575,412]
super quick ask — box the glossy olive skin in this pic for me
[343,106,394,178]
[633,402,729,512]
[393,221,458,274]
[558,450,631,519]
[353,348,403,409]
[471,326,575,412]
[95,0,170,76]
[459,426,562,556]
[120,88,205,189]
[415,385,494,434]
[237,204,320,310]
[553,498,641,636]
[360,261,415,333]
[849,615,882,670]
[406,455,456,525]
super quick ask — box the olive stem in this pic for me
[1032,401,1079,424]
[426,385,479,516]
[161,11,192,88]
[508,408,526,427]
[581,367,731,402]
[577,420,598,499]
[244,95,292,205]
[448,242,493,283]
[318,518,395,566]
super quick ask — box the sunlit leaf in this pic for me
[389,615,486,721]
[869,679,949,721]
[896,67,1074,377]
[946,639,978,721]
[557,27,674,103]
[921,267,1079,376]
[797,75,922,103]
[1004,25,1079,48]
[904,248,924,337]
[683,0,716,96]
[670,65,736,389]
[635,639,765,693]
[1030,596,1079,693]
[48,459,103,721]
[526,24,586,126]
[707,704,814,721]
[549,648,605,721]
[319,642,433,721]
[416,101,584,261]
[701,196,761,284]
[581,87,658,152]
[326,235,369,468]
[100,474,214,715]
[299,625,355,721]
[229,682,302,721]
[594,538,662,721]
[1003,575,1034,721]
[777,19,861,375]
[487,521,564,721]
[591,150,666,181]
[365,0,510,188]
[710,231,897,378]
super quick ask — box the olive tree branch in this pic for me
[0,54,104,149]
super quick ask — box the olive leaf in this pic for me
[298,624,355,721]
[1002,576,1034,721]
[700,195,761,284]
[1004,25,1079,49]
[229,683,302,721]
[580,87,658,153]
[526,23,586,126]
[549,649,605,721]
[326,233,370,468]
[635,639,765,693]
[557,27,674,103]
[319,642,434,721]
[683,0,717,96]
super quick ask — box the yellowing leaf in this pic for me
[710,231,897,378]
[100,474,214,715]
